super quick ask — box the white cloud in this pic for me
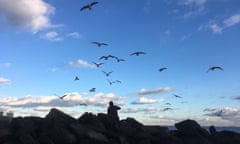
[121,107,160,114]
[0,92,125,108]
[65,59,95,68]
[132,97,164,104]
[183,6,205,19]
[0,77,11,84]
[182,0,206,6]
[209,23,223,34]
[180,33,192,41]
[224,14,240,27]
[67,32,82,39]
[138,87,173,96]
[40,31,63,41]
[86,93,125,107]
[0,0,62,33]
[0,106,11,113]
[203,107,240,125]
[50,67,58,72]
[200,13,240,34]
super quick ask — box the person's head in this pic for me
[109,101,113,106]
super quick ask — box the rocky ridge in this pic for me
[0,108,239,144]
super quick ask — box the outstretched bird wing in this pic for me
[206,66,224,73]
[80,5,89,11]
[130,51,146,56]
[80,1,98,11]
[173,94,182,98]
[90,1,98,6]
[92,42,108,47]
[159,67,167,71]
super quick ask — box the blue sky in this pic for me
[1,0,240,126]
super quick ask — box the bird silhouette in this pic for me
[102,71,113,77]
[92,42,108,47]
[93,62,104,67]
[107,79,115,85]
[55,94,67,100]
[207,66,224,73]
[74,76,80,81]
[165,102,171,105]
[99,55,117,61]
[130,51,146,56]
[115,57,126,62]
[80,1,98,11]
[162,107,173,111]
[99,56,108,60]
[114,80,121,83]
[173,94,182,98]
[108,80,121,85]
[159,67,167,72]
[215,110,223,117]
[89,88,96,92]
[79,103,88,106]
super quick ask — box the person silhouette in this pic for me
[107,101,121,121]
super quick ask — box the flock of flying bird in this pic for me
[56,1,224,110]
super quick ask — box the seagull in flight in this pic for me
[115,57,126,62]
[165,102,171,105]
[92,42,108,47]
[80,1,98,11]
[159,67,167,72]
[107,79,114,85]
[99,55,117,61]
[89,88,96,92]
[102,71,113,77]
[93,62,104,67]
[114,80,121,83]
[130,51,146,56]
[215,110,223,117]
[79,103,88,106]
[74,76,80,81]
[173,94,182,98]
[107,79,122,85]
[55,94,67,100]
[162,107,173,111]
[206,66,224,73]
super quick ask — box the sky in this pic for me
[1,0,240,126]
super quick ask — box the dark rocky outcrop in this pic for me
[0,108,239,144]
[175,119,212,144]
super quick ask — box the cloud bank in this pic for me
[138,87,173,96]
[0,92,125,108]
[132,97,164,104]
[0,77,11,84]
[0,0,61,33]
[204,107,240,125]
[200,13,240,34]
[65,59,95,68]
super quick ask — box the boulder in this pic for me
[47,127,77,144]
[211,129,240,144]
[78,112,106,132]
[11,116,42,138]
[37,136,55,144]
[120,117,150,143]
[175,119,212,144]
[17,132,37,144]
[0,128,13,143]
[145,126,183,144]
[87,130,109,143]
[44,108,77,127]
